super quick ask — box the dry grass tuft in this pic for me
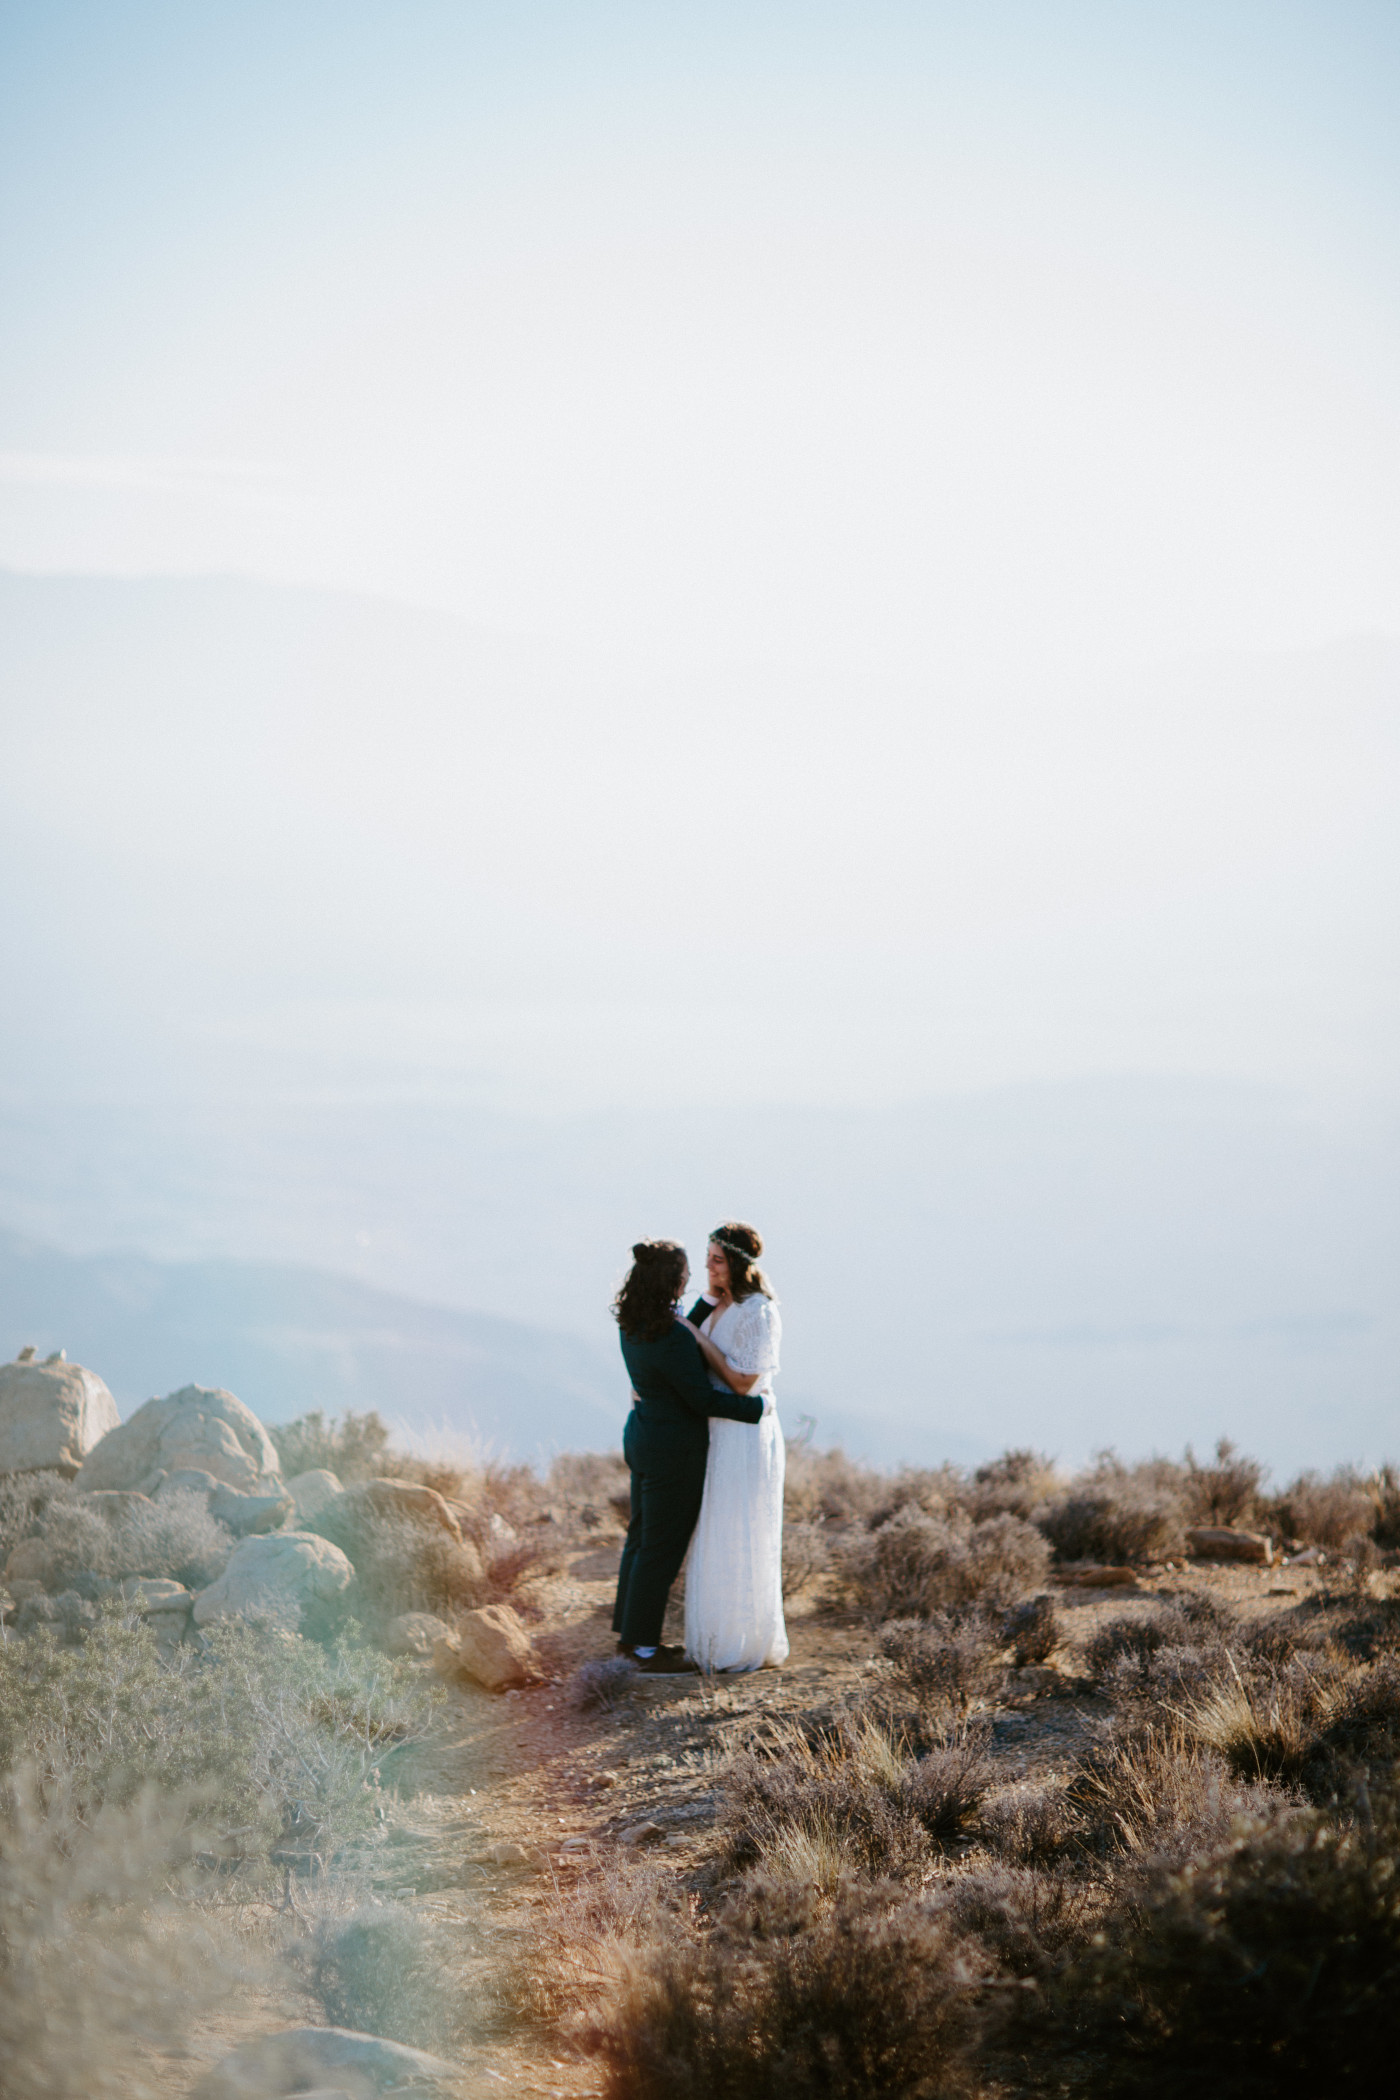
[721,1712,990,1889]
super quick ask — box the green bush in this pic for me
[266,1408,393,1483]
[306,1901,463,2053]
[35,1483,234,1590]
[0,1770,234,2100]
[0,1611,438,1849]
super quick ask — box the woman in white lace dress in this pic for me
[680,1221,788,1672]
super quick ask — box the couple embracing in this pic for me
[611,1222,787,1676]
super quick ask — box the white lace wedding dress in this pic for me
[684,1293,789,1672]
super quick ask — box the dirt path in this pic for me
[162,1538,1340,2098]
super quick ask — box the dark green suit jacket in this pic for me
[620,1322,763,1458]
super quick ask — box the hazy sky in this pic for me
[2,1,1399,677]
[0,3,1397,1118]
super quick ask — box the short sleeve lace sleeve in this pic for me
[728,1296,781,1378]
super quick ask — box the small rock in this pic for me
[380,1610,453,1657]
[0,1352,121,1477]
[488,1510,518,1544]
[1186,1526,1273,1566]
[473,1840,531,1867]
[618,1821,665,1848]
[1285,1545,1324,1566]
[190,2024,460,2098]
[116,1575,193,1612]
[432,1603,540,1692]
[1050,1564,1138,1588]
[209,1484,295,1536]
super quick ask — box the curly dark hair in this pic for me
[613,1239,689,1341]
[708,1220,774,1302]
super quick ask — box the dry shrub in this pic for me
[781,1520,832,1599]
[570,1657,636,1713]
[980,1780,1082,1866]
[518,1852,692,2033]
[866,1465,966,1528]
[841,1505,1050,1620]
[0,1611,437,1860]
[307,1498,488,1630]
[0,1468,68,1564]
[880,1612,1005,1712]
[34,1483,234,1591]
[595,1884,985,2100]
[965,1448,1062,1522]
[1182,1437,1266,1527]
[1328,1598,1400,1661]
[1051,1786,1400,2098]
[1039,1455,1185,1566]
[1368,1463,1400,1550]
[783,1445,890,1530]
[931,1862,1097,1980]
[0,1768,236,2100]
[549,1449,630,1521]
[1259,1466,1378,1549]
[266,1408,393,1483]
[1003,1593,1060,1665]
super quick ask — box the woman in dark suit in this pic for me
[611,1239,763,1674]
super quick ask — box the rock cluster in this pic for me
[0,1345,537,1687]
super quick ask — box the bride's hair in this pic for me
[613,1239,688,1341]
[709,1221,774,1302]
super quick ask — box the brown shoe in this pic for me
[634,1647,699,1675]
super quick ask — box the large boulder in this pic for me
[191,2026,460,2099]
[76,1385,281,1496]
[0,1351,120,1476]
[285,1468,344,1524]
[432,1602,540,1691]
[192,1531,354,1636]
[321,1478,463,1542]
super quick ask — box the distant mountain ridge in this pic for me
[0,1230,624,1457]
